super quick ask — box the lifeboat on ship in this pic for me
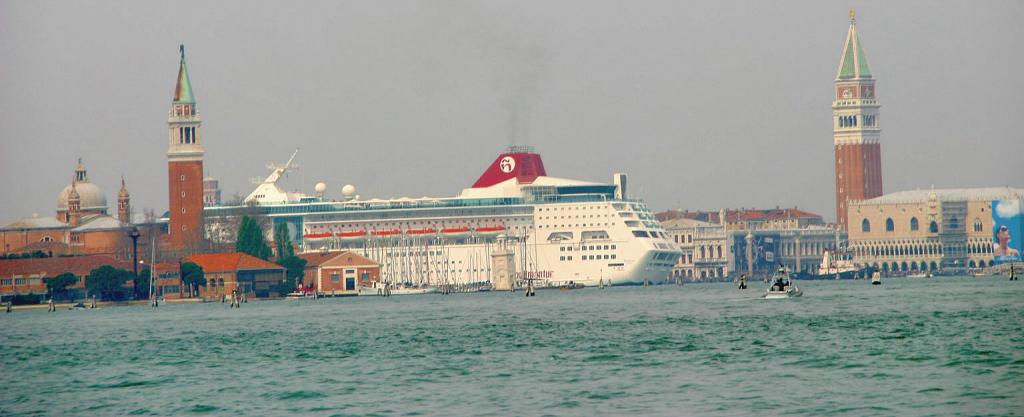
[336,231,368,241]
[371,229,402,238]
[440,227,471,239]
[475,225,506,236]
[302,232,333,243]
[406,228,437,237]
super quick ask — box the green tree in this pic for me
[134,269,152,300]
[274,222,295,259]
[85,265,132,301]
[236,216,271,260]
[45,272,78,300]
[273,256,307,295]
[180,262,206,297]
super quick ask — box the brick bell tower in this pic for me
[834,10,882,230]
[167,45,205,250]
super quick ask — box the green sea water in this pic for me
[1,277,1022,416]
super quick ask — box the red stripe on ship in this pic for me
[406,228,437,235]
[336,231,368,239]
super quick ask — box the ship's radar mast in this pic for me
[243,148,306,205]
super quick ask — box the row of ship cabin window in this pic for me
[560,245,616,251]
[559,254,616,261]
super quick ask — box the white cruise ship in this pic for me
[205,147,680,287]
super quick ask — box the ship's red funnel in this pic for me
[471,147,547,188]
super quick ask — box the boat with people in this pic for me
[764,266,802,299]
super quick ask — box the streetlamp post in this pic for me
[129,227,141,277]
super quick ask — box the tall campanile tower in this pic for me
[833,11,882,230]
[167,45,205,250]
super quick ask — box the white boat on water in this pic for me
[358,282,439,296]
[764,267,802,299]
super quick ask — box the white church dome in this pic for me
[58,183,107,211]
[57,159,108,212]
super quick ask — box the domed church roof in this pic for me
[57,159,107,212]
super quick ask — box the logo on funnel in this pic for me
[499,156,516,173]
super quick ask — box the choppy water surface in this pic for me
[2,277,1022,416]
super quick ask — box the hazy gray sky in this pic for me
[1,0,1021,225]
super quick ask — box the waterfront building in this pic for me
[184,252,286,298]
[834,10,883,231]
[657,208,824,232]
[167,45,206,251]
[0,161,135,258]
[847,187,1024,273]
[0,255,134,300]
[663,218,729,281]
[298,251,380,294]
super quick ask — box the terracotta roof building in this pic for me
[184,253,285,298]
[657,208,824,231]
[297,251,379,295]
[0,255,134,299]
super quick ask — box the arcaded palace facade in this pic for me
[847,188,1024,273]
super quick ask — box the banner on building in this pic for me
[992,199,1022,264]
[732,233,779,273]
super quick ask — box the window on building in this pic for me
[929,221,939,233]
[885,218,894,232]
[910,217,919,231]
[861,219,871,232]
[973,219,982,233]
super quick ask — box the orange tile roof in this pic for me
[298,251,377,268]
[184,252,283,273]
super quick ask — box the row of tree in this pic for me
[42,262,206,302]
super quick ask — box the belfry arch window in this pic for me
[910,217,919,231]
[861,218,870,232]
[885,218,894,232]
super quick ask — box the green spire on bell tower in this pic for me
[836,10,872,80]
[174,44,196,104]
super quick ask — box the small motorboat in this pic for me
[476,284,493,292]
[559,281,585,290]
[764,267,802,299]
[68,302,87,310]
